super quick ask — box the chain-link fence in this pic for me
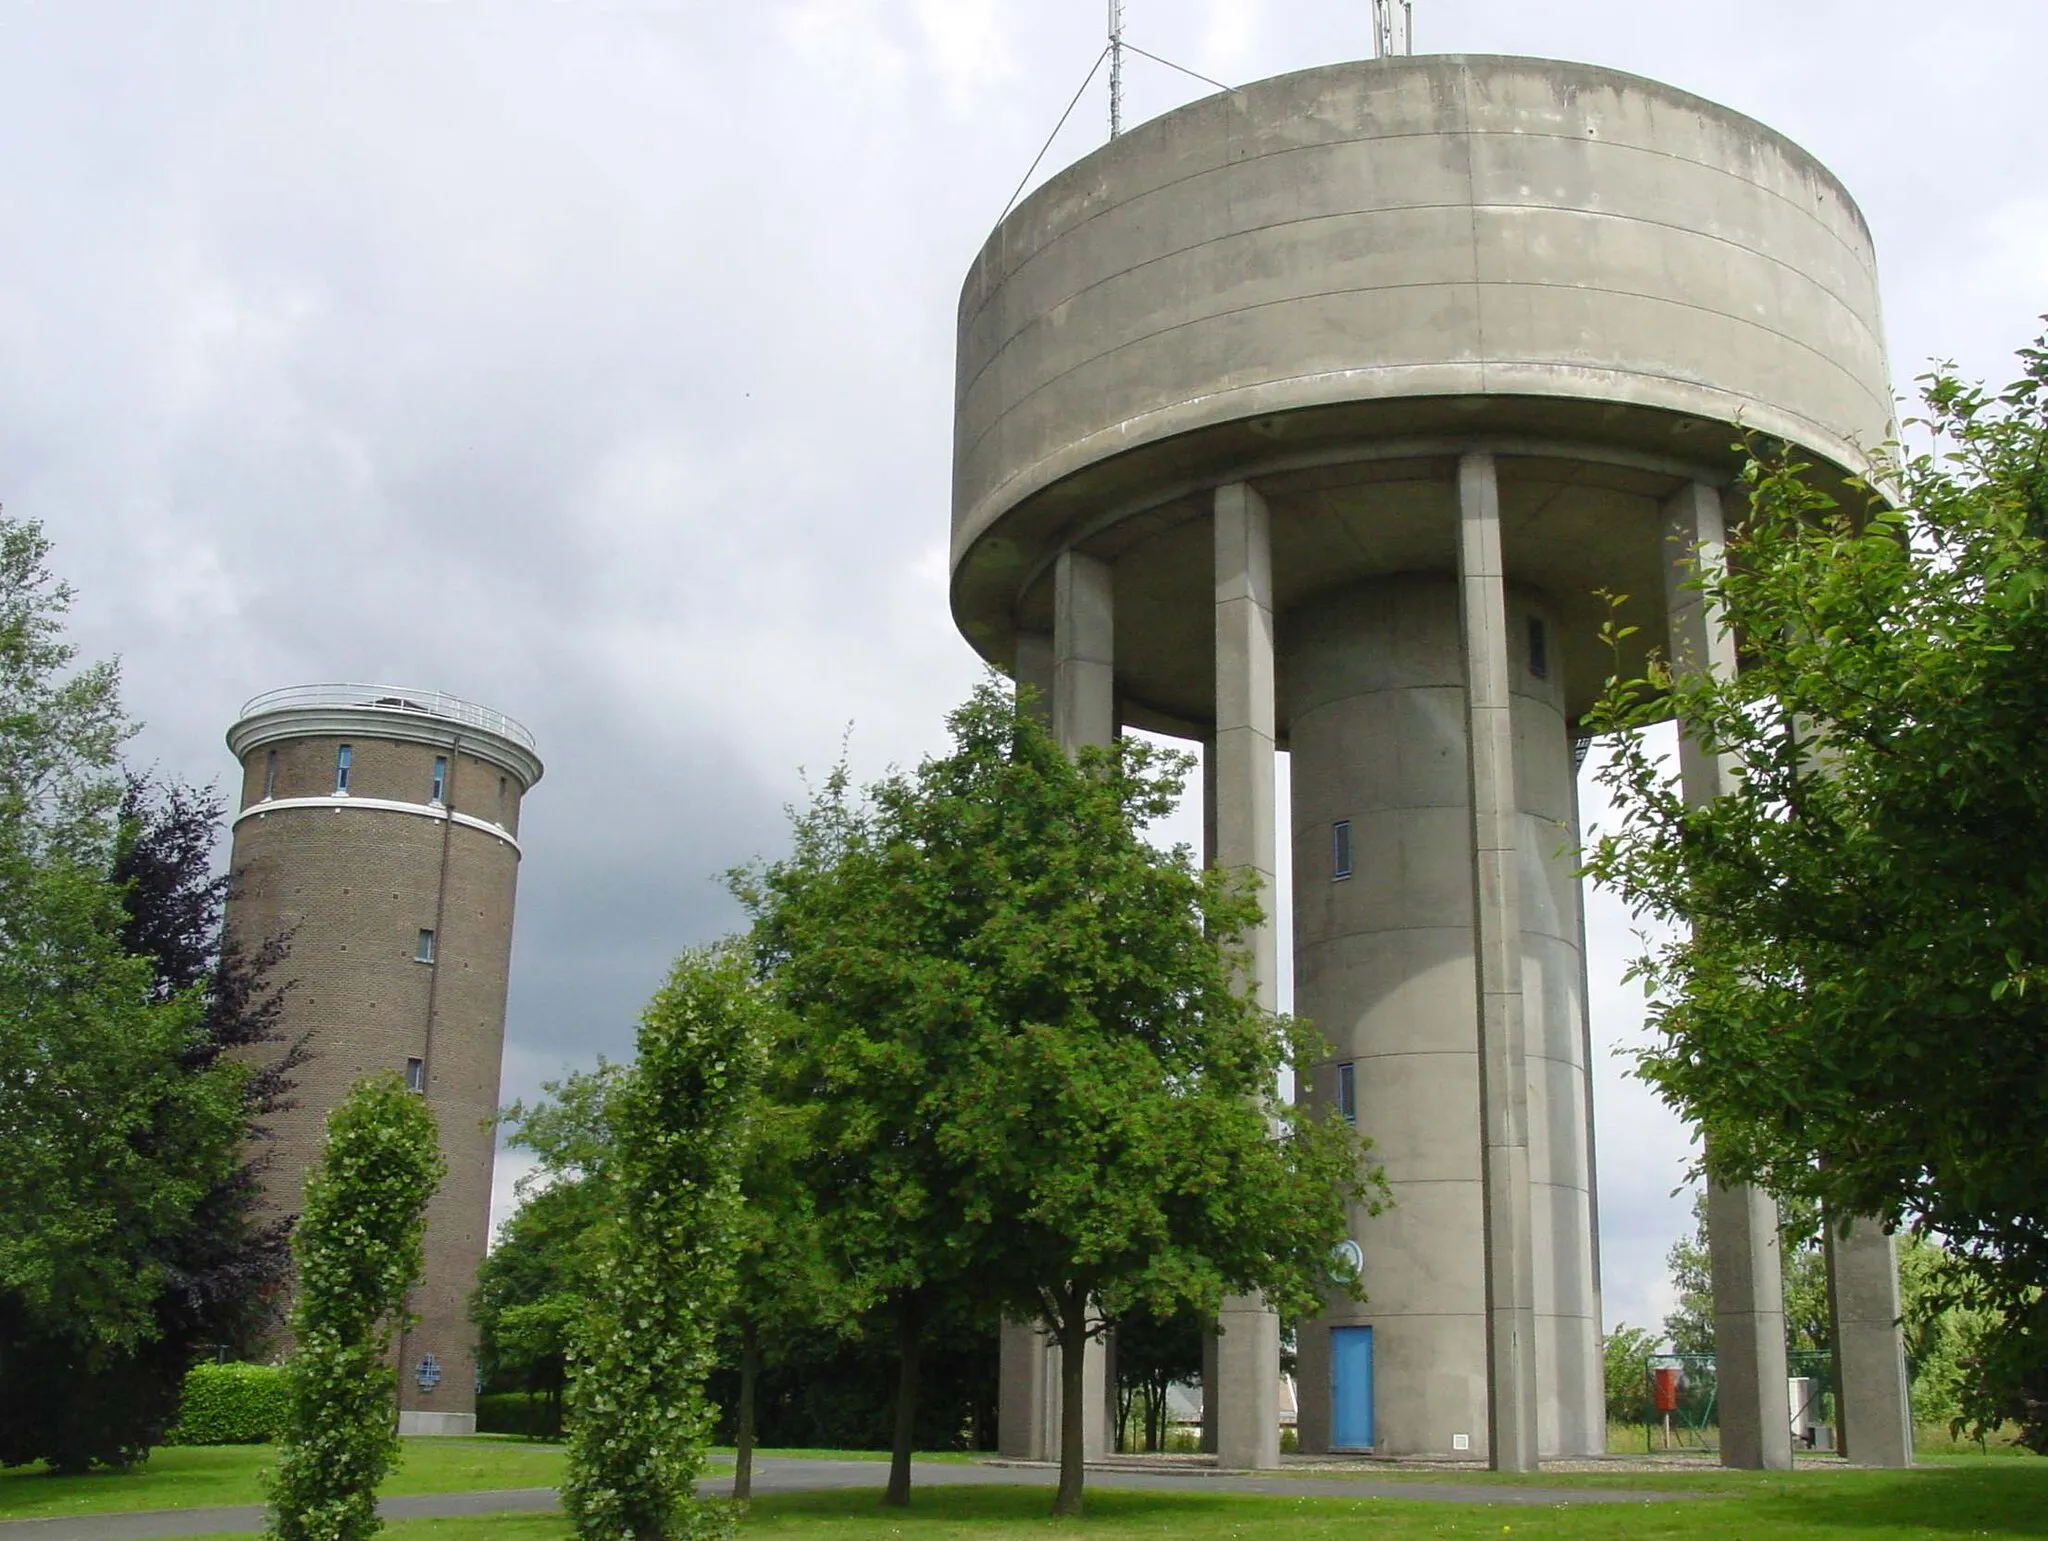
[1627,1350,1837,1454]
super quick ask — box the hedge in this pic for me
[168,1362,290,1446]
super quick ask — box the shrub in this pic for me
[170,1362,289,1445]
[265,1075,444,1541]
[563,945,761,1541]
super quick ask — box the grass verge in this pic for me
[174,1466,2048,1540]
[0,1440,566,1521]
[0,1444,982,1522]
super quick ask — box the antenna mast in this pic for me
[1108,0,1125,137]
[1372,0,1415,58]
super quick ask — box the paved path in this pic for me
[0,1457,1691,1539]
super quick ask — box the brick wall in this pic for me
[226,727,530,1422]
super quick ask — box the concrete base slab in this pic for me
[397,1411,477,1436]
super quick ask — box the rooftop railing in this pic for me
[236,684,538,752]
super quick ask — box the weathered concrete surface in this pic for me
[1663,481,1795,1473]
[1286,570,1598,1459]
[951,54,1892,731]
[997,567,1116,1464]
[1210,480,1284,1471]
[1827,1214,1915,1467]
[1458,451,1541,1471]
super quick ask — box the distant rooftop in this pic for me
[236,683,538,754]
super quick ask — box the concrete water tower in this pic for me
[224,685,542,1434]
[951,55,1903,1467]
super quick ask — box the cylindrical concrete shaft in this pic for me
[1825,1215,1914,1466]
[1662,481,1794,1472]
[1211,482,1282,1471]
[1288,564,1598,1460]
[1458,453,1541,1472]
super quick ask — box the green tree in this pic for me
[1602,1323,1660,1427]
[727,1065,834,1504]
[472,1184,597,1436]
[0,775,299,1472]
[0,517,254,1469]
[265,1075,444,1541]
[1112,1306,1203,1453]
[740,681,1375,1515]
[473,1063,626,1437]
[562,945,763,1541]
[1583,336,2048,1447]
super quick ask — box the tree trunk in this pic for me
[1052,1285,1089,1517]
[883,1293,922,1508]
[734,1320,760,1503]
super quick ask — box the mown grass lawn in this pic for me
[0,1439,566,1521]
[166,1460,2048,1541]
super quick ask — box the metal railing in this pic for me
[236,684,537,752]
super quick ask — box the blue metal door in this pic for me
[1331,1325,1375,1449]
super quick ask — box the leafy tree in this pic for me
[1602,1323,1660,1426]
[1583,336,2048,1448]
[0,775,299,1471]
[739,681,1375,1515]
[266,1075,444,1541]
[0,517,254,1470]
[562,945,763,1541]
[707,1300,996,1454]
[1112,1305,1204,1452]
[473,1064,625,1438]
[472,1184,597,1437]
[726,1062,835,1504]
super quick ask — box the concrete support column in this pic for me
[1826,1214,1914,1466]
[1663,479,1793,1472]
[1001,630,1057,1459]
[1015,631,1054,727]
[1456,451,1540,1472]
[1210,481,1283,1470]
[993,555,1115,1464]
[1199,741,1219,1458]
[1054,551,1116,755]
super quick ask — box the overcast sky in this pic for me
[5,0,2043,1344]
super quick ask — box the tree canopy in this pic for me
[0,516,266,1469]
[563,944,764,1541]
[1583,336,2048,1446]
[738,681,1373,1513]
[266,1074,444,1541]
[0,774,297,1470]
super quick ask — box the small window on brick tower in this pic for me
[1338,1062,1358,1125]
[406,1057,425,1093]
[1528,615,1550,680]
[335,743,352,794]
[263,749,277,801]
[431,755,448,804]
[415,928,436,964]
[1332,820,1353,881]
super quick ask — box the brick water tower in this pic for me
[952,54,1910,1469]
[225,685,542,1434]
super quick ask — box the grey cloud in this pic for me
[6,0,2042,1317]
